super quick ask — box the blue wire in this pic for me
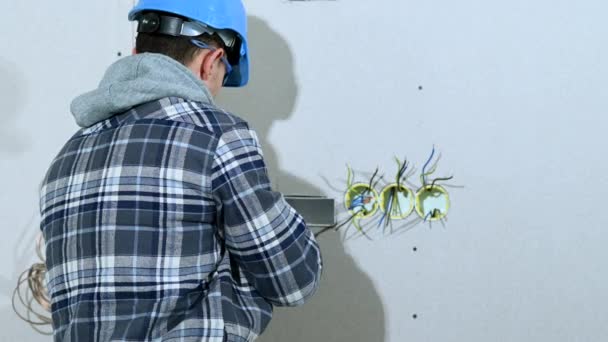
[421,145,436,185]
[349,194,366,210]
[377,214,386,228]
[377,206,392,228]
[423,210,433,222]
[377,193,392,228]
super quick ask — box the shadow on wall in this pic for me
[217,16,303,194]
[217,17,386,342]
[0,58,29,155]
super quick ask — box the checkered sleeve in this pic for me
[211,124,322,307]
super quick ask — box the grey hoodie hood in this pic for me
[71,53,214,127]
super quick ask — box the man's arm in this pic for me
[211,124,322,306]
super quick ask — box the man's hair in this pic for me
[135,33,225,65]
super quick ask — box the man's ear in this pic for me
[201,49,224,81]
[132,47,137,55]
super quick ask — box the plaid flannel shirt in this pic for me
[40,97,323,341]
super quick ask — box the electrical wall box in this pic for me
[284,195,336,228]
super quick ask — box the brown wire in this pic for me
[12,233,53,334]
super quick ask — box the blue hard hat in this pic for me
[129,0,249,87]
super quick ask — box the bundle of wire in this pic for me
[377,157,411,231]
[315,165,382,238]
[420,146,453,190]
[420,146,453,223]
[12,234,52,335]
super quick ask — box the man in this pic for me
[39,1,323,341]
